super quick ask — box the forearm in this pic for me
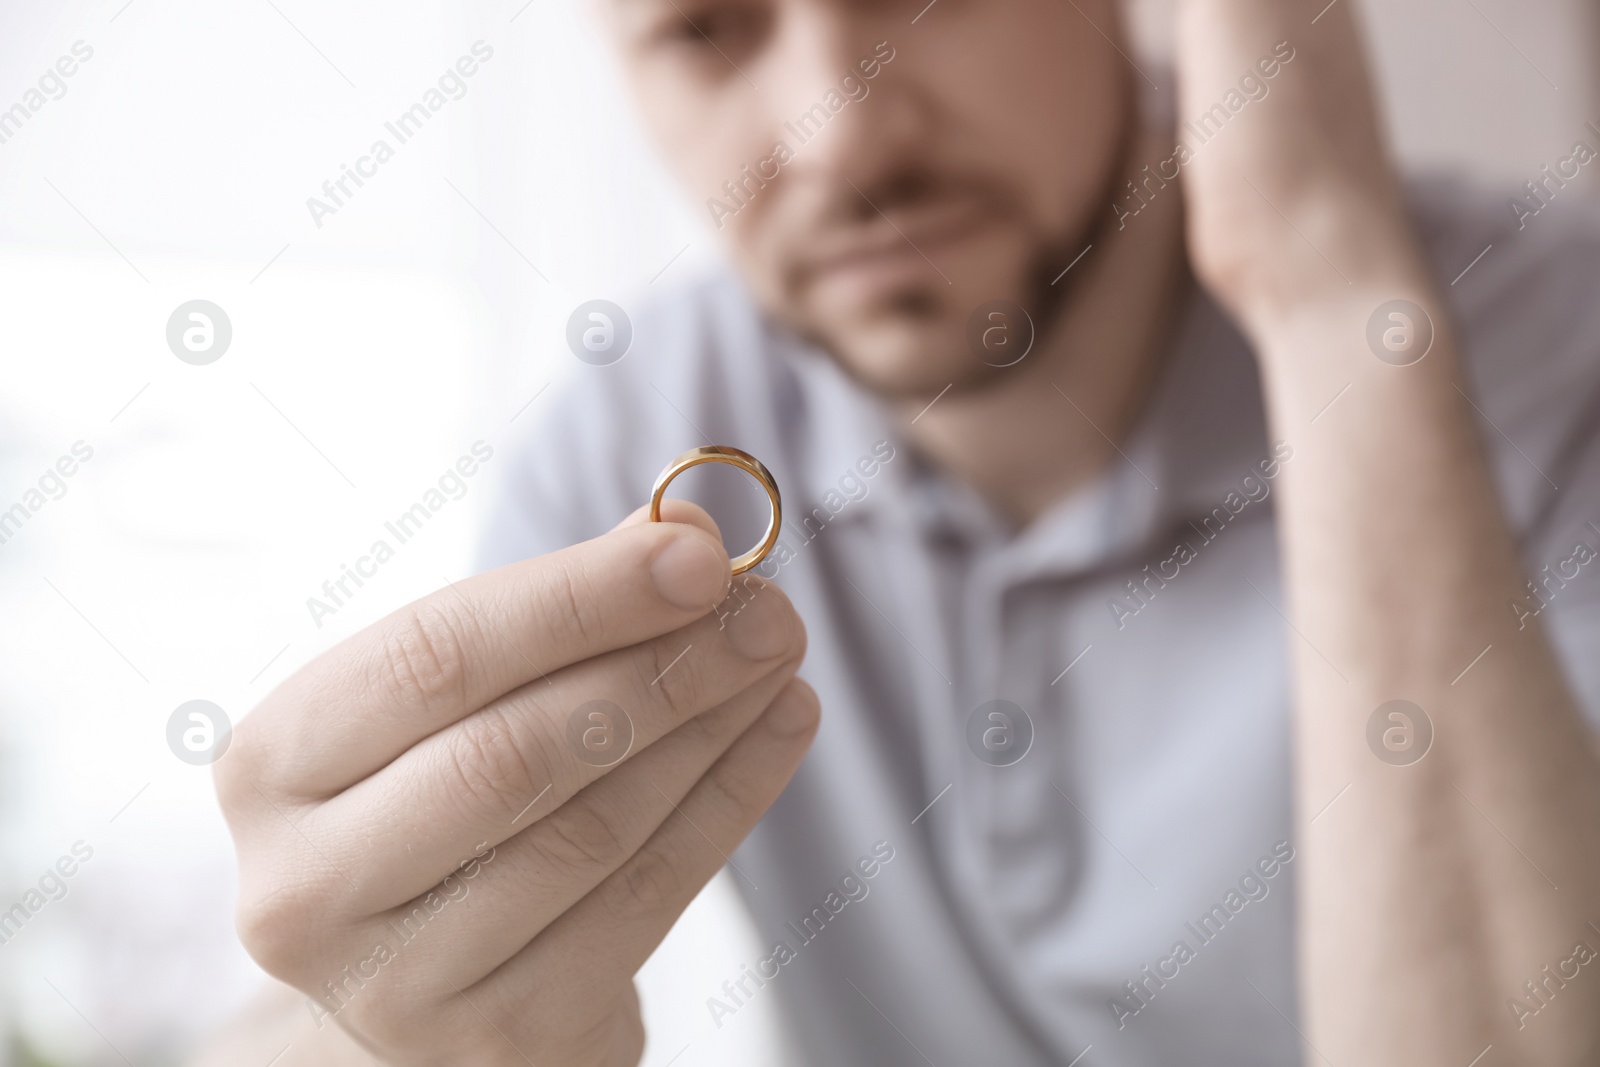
[1255,277,1600,1065]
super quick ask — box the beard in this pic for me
[775,208,1107,404]
[754,128,1138,404]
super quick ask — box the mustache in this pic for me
[821,168,1018,229]
[772,167,1025,278]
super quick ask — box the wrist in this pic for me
[1232,258,1464,435]
[1251,280,1444,364]
[1250,299,1476,472]
[1199,181,1438,365]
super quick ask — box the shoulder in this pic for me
[1410,171,1600,350]
[476,267,794,569]
[1407,174,1600,535]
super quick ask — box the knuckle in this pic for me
[692,761,755,825]
[215,709,301,810]
[609,844,689,916]
[544,556,605,649]
[380,602,471,721]
[441,705,548,820]
[211,723,261,812]
[681,710,742,751]
[538,793,634,877]
[234,874,333,983]
[680,701,748,749]
[644,637,706,721]
[728,577,808,661]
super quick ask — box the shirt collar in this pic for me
[1013,289,1274,582]
[772,327,905,528]
[769,284,1271,579]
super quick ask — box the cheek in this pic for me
[933,9,1128,230]
[633,88,791,296]
[634,70,767,201]
[632,71,793,290]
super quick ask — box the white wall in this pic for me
[1128,0,1600,188]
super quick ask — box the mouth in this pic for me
[802,198,995,306]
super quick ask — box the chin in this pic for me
[820,309,989,400]
[806,278,1039,401]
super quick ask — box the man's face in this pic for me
[607,0,1130,398]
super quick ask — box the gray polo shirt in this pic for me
[478,178,1600,1066]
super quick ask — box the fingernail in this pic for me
[650,532,729,612]
[724,580,794,661]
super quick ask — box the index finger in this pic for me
[239,501,733,798]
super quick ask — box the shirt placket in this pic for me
[950,523,1113,1061]
[929,517,1084,1060]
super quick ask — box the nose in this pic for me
[763,10,929,197]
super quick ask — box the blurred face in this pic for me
[606,0,1131,398]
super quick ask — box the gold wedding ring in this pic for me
[649,446,782,575]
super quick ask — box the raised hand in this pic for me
[1172,0,1423,338]
[1171,4,1600,1065]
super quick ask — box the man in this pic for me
[210,0,1600,1064]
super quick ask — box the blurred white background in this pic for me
[0,1,1593,1064]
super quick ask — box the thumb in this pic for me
[612,498,726,545]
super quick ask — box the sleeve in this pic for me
[1415,178,1600,733]
[1526,420,1600,733]
[1474,197,1600,734]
